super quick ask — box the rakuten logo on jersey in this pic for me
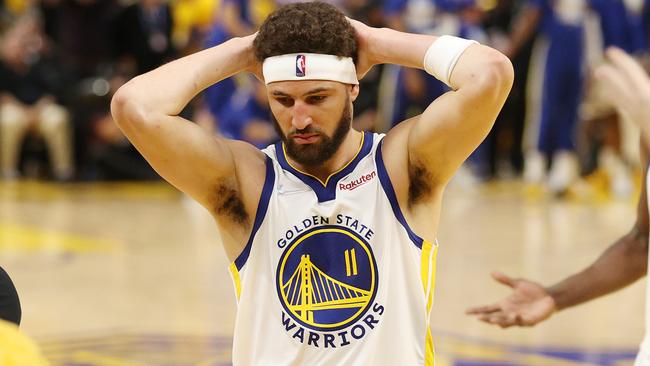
[339,171,377,191]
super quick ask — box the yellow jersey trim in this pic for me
[420,241,432,293]
[421,240,438,366]
[229,262,242,300]
[281,132,365,187]
[427,244,438,311]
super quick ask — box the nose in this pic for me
[291,101,312,130]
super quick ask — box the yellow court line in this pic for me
[0,223,118,253]
[71,350,149,366]
[0,181,180,201]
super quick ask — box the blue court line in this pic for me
[38,331,639,366]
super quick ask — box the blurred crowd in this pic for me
[0,0,649,197]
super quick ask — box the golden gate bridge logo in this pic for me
[276,226,378,331]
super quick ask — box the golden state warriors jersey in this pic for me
[228,132,438,366]
[637,169,650,366]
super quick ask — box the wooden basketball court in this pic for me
[0,178,644,365]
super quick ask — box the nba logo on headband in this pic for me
[262,53,358,85]
[296,55,306,77]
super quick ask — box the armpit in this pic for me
[408,161,434,206]
[211,183,249,225]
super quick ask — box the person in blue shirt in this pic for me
[203,0,257,123]
[217,79,278,149]
[581,0,650,198]
[509,0,587,195]
[591,0,648,55]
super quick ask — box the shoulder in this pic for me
[380,117,417,201]
[381,115,445,204]
[227,138,271,175]
[205,139,270,229]
[381,115,418,170]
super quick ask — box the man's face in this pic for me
[267,80,358,166]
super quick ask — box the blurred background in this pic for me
[1,0,649,364]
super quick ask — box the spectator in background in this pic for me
[76,0,177,181]
[171,0,219,54]
[202,0,273,125]
[0,0,31,30]
[215,77,277,148]
[480,0,533,178]
[0,13,73,181]
[112,0,175,77]
[578,0,650,198]
[343,0,384,132]
[513,0,588,195]
[89,110,161,180]
[38,0,120,180]
[39,0,119,80]
[591,0,649,54]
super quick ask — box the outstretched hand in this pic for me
[465,272,557,328]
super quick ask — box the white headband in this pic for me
[262,53,359,85]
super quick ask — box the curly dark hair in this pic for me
[253,2,358,64]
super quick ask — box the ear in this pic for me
[349,84,360,102]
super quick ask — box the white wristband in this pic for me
[423,35,477,87]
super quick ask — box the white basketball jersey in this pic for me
[637,169,650,366]
[228,132,438,366]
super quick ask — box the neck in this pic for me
[287,129,363,184]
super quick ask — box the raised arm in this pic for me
[352,20,513,189]
[405,37,513,185]
[110,34,266,209]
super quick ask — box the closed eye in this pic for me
[275,97,294,107]
[306,95,326,104]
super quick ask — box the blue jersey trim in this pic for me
[234,156,275,270]
[375,139,424,249]
[275,131,374,203]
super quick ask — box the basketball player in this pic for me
[467,48,650,366]
[111,2,513,364]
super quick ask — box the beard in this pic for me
[273,99,352,167]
